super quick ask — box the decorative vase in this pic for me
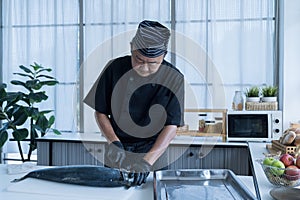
[232,91,244,110]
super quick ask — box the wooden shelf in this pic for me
[179,109,228,141]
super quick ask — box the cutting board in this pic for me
[6,177,135,200]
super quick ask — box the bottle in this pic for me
[198,113,207,132]
[232,91,244,110]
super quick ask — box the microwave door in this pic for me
[228,114,269,139]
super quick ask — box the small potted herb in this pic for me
[261,86,278,102]
[245,86,260,102]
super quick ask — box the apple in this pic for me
[263,157,275,166]
[271,160,285,176]
[280,153,295,167]
[296,156,300,168]
[284,165,300,180]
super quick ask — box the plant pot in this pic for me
[261,97,277,102]
[246,97,260,102]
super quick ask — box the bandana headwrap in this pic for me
[132,20,170,58]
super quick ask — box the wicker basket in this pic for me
[245,101,278,110]
[271,140,297,154]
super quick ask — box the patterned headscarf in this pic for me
[131,20,170,58]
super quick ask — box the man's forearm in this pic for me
[94,111,119,143]
[143,125,177,166]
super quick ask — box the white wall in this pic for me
[283,0,300,129]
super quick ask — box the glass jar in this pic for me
[198,113,207,132]
[232,91,244,110]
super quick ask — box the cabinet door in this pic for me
[37,141,50,165]
[83,143,105,165]
[224,147,250,175]
[200,147,226,169]
[51,142,105,166]
[167,145,250,175]
[167,145,199,169]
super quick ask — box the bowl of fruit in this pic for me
[260,154,300,187]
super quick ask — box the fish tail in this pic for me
[11,175,28,183]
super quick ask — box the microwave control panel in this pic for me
[271,111,283,140]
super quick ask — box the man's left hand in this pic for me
[128,158,151,186]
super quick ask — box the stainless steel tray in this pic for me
[153,169,256,200]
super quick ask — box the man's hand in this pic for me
[128,158,151,186]
[106,141,126,168]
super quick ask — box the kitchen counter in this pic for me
[34,133,289,199]
[0,164,255,200]
[37,132,248,146]
[248,142,287,200]
[36,133,251,175]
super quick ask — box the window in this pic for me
[1,0,278,156]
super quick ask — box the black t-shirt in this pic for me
[94,56,184,143]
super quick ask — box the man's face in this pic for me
[131,49,164,77]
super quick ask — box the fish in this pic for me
[11,165,133,188]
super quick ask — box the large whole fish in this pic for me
[12,165,133,188]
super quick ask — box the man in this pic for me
[85,20,184,186]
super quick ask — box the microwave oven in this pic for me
[226,110,282,142]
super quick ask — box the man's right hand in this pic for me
[106,141,126,168]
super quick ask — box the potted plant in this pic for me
[0,63,61,162]
[245,86,260,102]
[261,85,278,102]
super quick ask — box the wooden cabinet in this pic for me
[37,137,250,175]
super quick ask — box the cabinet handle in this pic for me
[88,148,93,152]
[97,149,102,153]
[188,152,194,157]
[198,152,205,158]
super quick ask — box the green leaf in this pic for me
[0,88,7,107]
[25,107,39,117]
[0,83,7,90]
[31,62,43,71]
[0,122,10,131]
[13,72,34,79]
[5,107,14,119]
[52,129,61,135]
[11,80,26,87]
[40,110,53,115]
[31,124,42,136]
[0,130,8,148]
[12,107,28,126]
[0,112,7,120]
[12,128,29,141]
[36,68,52,74]
[40,80,59,86]
[36,74,56,79]
[48,115,55,127]
[30,127,39,139]
[25,79,39,89]
[19,65,33,74]
[28,92,48,103]
[0,84,7,104]
[4,92,25,110]
[36,115,49,132]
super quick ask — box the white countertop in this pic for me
[248,142,300,200]
[0,164,255,200]
[37,132,248,146]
